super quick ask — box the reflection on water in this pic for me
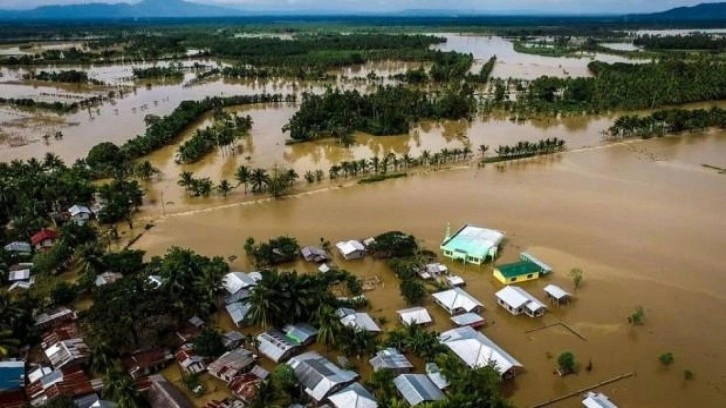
[432,34,642,79]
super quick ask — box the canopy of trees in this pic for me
[634,34,726,51]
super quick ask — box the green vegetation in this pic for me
[629,306,646,325]
[359,173,408,184]
[609,107,726,139]
[0,96,105,113]
[659,352,675,366]
[244,236,300,266]
[684,369,694,380]
[192,328,226,358]
[23,69,104,85]
[176,110,253,164]
[557,351,577,374]
[367,231,419,258]
[569,268,584,289]
[386,323,446,361]
[283,86,475,142]
[634,34,726,51]
[483,138,566,163]
[132,65,185,79]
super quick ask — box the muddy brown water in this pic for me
[132,131,726,407]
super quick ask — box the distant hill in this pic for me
[629,2,726,22]
[0,0,239,20]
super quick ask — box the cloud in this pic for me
[1,0,720,13]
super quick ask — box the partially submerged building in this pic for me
[175,345,206,375]
[44,339,90,370]
[34,308,77,331]
[450,312,485,329]
[145,374,194,408]
[301,246,329,263]
[228,373,261,404]
[582,392,618,408]
[544,284,572,304]
[207,349,256,383]
[31,229,57,251]
[256,329,301,363]
[393,374,445,407]
[26,366,103,407]
[439,326,523,379]
[397,307,433,326]
[68,205,92,225]
[222,272,258,295]
[431,287,483,315]
[369,348,413,375]
[417,263,448,280]
[0,360,25,393]
[440,225,504,265]
[282,323,318,346]
[493,252,552,284]
[327,382,378,408]
[337,308,381,333]
[225,302,251,328]
[495,286,547,318]
[287,351,358,402]
[122,348,174,380]
[94,272,123,287]
[335,240,366,260]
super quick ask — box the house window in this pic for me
[527,274,533,279]
[510,277,517,282]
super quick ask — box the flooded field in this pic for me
[134,132,726,407]
[433,34,642,79]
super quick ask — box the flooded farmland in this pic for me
[134,131,726,407]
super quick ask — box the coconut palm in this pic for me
[217,179,233,197]
[177,171,194,191]
[250,168,270,193]
[103,370,144,408]
[316,305,341,350]
[235,165,251,194]
[478,144,489,157]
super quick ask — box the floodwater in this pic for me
[626,28,726,36]
[133,131,726,407]
[600,42,642,52]
[432,34,642,79]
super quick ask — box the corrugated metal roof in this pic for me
[439,326,522,376]
[257,330,299,363]
[582,392,618,408]
[432,287,483,314]
[450,313,484,327]
[328,383,378,408]
[207,349,256,382]
[283,323,318,345]
[397,307,432,326]
[0,361,25,391]
[544,284,571,300]
[393,374,445,406]
[369,349,413,372]
[495,286,546,312]
[222,272,258,295]
[424,363,449,390]
[288,351,358,402]
[337,309,381,332]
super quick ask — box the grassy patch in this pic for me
[359,172,408,184]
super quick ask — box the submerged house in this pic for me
[335,240,366,260]
[31,229,57,251]
[450,312,485,329]
[282,323,318,346]
[337,308,381,333]
[327,382,378,408]
[439,326,523,379]
[3,241,31,254]
[544,284,572,304]
[417,263,448,280]
[431,287,483,315]
[257,330,301,363]
[493,252,552,284]
[68,205,92,225]
[397,307,433,326]
[393,374,445,407]
[26,366,103,407]
[222,272,258,295]
[228,373,261,404]
[145,374,194,408]
[301,246,329,263]
[34,308,77,331]
[495,286,547,318]
[582,392,618,408]
[440,225,504,265]
[175,344,206,375]
[94,272,123,287]
[207,349,256,383]
[369,348,413,375]
[225,302,251,328]
[122,348,174,380]
[287,351,358,402]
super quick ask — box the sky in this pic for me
[0,0,721,14]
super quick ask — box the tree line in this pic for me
[132,66,185,80]
[22,69,105,85]
[283,86,476,143]
[176,110,253,164]
[609,107,726,139]
[634,34,726,51]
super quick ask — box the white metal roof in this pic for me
[393,374,445,406]
[257,330,299,363]
[424,363,449,390]
[223,272,258,295]
[445,275,465,287]
[288,351,358,402]
[68,205,92,216]
[4,241,31,253]
[495,286,546,312]
[439,327,522,376]
[544,284,571,300]
[94,272,123,287]
[432,287,483,314]
[328,383,378,408]
[8,269,31,282]
[450,313,484,327]
[335,240,365,256]
[396,307,433,325]
[338,309,381,332]
[582,392,618,408]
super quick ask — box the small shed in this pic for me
[176,344,206,375]
[301,247,329,263]
[393,374,445,407]
[396,307,432,326]
[287,351,358,402]
[450,313,485,329]
[369,348,413,375]
[335,240,366,260]
[94,272,123,287]
[445,275,465,287]
[544,284,572,304]
[495,286,547,318]
[319,264,331,274]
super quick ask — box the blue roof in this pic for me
[0,361,25,391]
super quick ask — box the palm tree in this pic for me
[250,168,269,194]
[217,179,233,197]
[177,171,194,191]
[235,165,251,194]
[103,370,144,408]
[43,152,64,171]
[89,339,117,374]
[316,305,341,350]
[247,271,282,327]
[135,160,159,181]
[369,156,381,174]
[420,150,431,166]
[478,144,489,157]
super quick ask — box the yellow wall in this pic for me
[493,269,541,285]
